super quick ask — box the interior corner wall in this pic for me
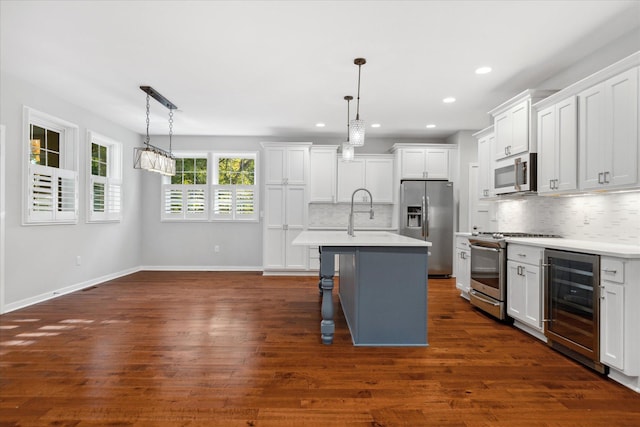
[447,130,480,233]
[0,72,143,313]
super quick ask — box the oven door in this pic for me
[470,244,504,301]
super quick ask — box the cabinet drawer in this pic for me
[507,244,542,264]
[456,236,470,250]
[601,258,624,284]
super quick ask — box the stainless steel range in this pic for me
[468,232,560,320]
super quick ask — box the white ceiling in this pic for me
[2,1,639,140]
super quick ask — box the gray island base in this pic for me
[293,231,431,346]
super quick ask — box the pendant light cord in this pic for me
[145,93,151,147]
[346,97,351,142]
[355,64,362,120]
[168,108,174,155]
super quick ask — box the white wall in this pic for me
[0,72,143,312]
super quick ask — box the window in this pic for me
[24,107,79,224]
[160,151,259,222]
[87,131,122,222]
[161,155,208,220]
[212,154,258,221]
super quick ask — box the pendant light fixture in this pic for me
[133,86,177,176]
[342,95,354,161]
[349,58,366,146]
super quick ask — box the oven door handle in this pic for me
[470,290,500,306]
[470,244,500,253]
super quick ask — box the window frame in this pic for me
[23,106,79,225]
[211,152,259,222]
[161,152,210,222]
[86,130,123,223]
[159,151,260,223]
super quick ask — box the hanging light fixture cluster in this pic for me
[341,58,366,160]
[133,86,177,176]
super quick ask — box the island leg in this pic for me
[319,247,335,345]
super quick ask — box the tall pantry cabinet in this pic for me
[262,142,311,272]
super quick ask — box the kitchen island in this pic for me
[292,231,431,346]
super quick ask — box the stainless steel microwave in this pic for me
[493,153,537,194]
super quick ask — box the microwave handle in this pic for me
[514,157,522,191]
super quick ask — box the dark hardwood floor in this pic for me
[1,271,639,426]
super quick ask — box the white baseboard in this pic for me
[140,265,263,272]
[2,266,141,314]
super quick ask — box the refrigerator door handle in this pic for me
[425,196,430,237]
[421,196,426,238]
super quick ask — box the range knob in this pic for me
[492,233,503,239]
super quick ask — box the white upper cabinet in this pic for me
[337,156,394,203]
[489,90,556,161]
[398,147,450,180]
[263,143,310,185]
[474,126,495,199]
[578,67,638,190]
[309,146,338,202]
[494,100,529,159]
[536,96,578,194]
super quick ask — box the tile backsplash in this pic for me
[309,203,394,229]
[494,192,640,245]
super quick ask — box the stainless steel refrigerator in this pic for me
[399,179,454,276]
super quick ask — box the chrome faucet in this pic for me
[348,188,374,236]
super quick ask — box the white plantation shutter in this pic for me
[28,164,78,223]
[107,181,122,217]
[212,185,257,221]
[162,185,208,220]
[212,186,233,219]
[235,186,257,220]
[89,176,122,222]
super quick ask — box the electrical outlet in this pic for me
[583,214,590,225]
[76,256,82,266]
[214,245,220,253]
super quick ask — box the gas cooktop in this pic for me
[470,231,562,239]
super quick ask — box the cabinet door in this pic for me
[600,281,624,371]
[263,186,286,269]
[265,147,287,185]
[477,134,494,198]
[494,111,511,159]
[400,149,427,179]
[337,158,366,202]
[309,149,336,202]
[510,100,530,156]
[606,67,638,188]
[523,264,541,329]
[424,149,449,179]
[455,249,470,294]
[579,84,605,190]
[537,105,557,193]
[286,147,308,185]
[365,158,394,203]
[507,261,525,319]
[555,97,578,192]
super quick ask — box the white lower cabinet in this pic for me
[507,243,544,340]
[263,185,307,271]
[600,257,640,379]
[454,236,470,299]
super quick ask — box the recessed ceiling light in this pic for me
[475,66,492,74]
[315,123,326,128]
[426,124,436,129]
[443,97,456,104]
[371,123,381,128]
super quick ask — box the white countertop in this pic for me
[506,237,640,258]
[293,230,432,247]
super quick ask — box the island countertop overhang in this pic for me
[292,230,432,247]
